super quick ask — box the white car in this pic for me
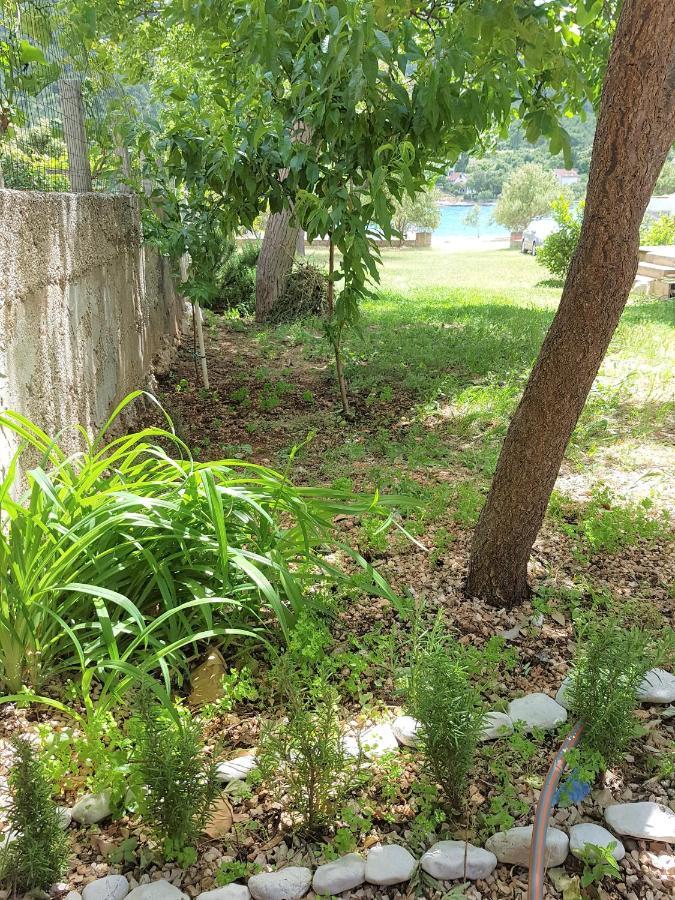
[521,216,558,255]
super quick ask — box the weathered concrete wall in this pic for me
[0,189,184,478]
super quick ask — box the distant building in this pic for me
[447,171,468,185]
[554,168,580,185]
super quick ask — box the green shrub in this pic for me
[214,241,260,314]
[567,618,671,763]
[0,737,69,893]
[267,261,327,324]
[537,195,583,281]
[130,691,219,865]
[640,213,675,245]
[257,669,358,834]
[0,394,400,696]
[406,643,485,810]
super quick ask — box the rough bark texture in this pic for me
[255,208,299,322]
[466,0,675,608]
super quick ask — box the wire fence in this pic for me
[0,0,139,192]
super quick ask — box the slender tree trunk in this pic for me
[326,236,351,418]
[466,0,675,608]
[255,208,299,322]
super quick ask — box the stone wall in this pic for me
[0,189,184,479]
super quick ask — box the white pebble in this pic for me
[248,867,312,900]
[312,853,365,894]
[421,840,497,880]
[485,825,568,868]
[365,844,417,885]
[569,823,625,861]
[507,693,567,732]
[82,875,130,900]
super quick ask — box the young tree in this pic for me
[466,0,675,607]
[493,162,558,234]
[392,188,442,245]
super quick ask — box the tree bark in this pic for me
[466,0,675,608]
[255,208,299,322]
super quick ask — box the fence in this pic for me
[0,0,140,192]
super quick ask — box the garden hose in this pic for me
[527,720,585,900]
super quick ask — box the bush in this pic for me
[567,618,671,763]
[214,241,260,314]
[257,668,358,834]
[493,163,559,233]
[130,691,219,864]
[537,195,583,281]
[0,737,69,893]
[640,213,675,245]
[267,261,327,323]
[406,643,485,810]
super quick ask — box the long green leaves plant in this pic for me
[0,392,402,697]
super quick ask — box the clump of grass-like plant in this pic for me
[567,617,673,763]
[129,688,220,866]
[0,737,69,893]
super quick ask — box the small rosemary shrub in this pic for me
[257,670,358,835]
[130,693,220,865]
[0,737,69,892]
[567,618,668,763]
[407,646,485,810]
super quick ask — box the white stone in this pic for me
[71,791,113,825]
[313,853,365,894]
[126,883,187,900]
[480,711,514,742]
[65,893,82,900]
[555,675,574,711]
[216,753,257,783]
[365,844,417,885]
[82,875,130,900]
[248,867,312,900]
[604,802,675,842]
[392,716,420,748]
[569,824,625,861]
[57,806,73,829]
[507,693,568,733]
[197,888,250,900]
[637,668,675,704]
[359,723,399,759]
[485,826,569,869]
[420,840,498,880]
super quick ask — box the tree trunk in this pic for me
[466,0,675,608]
[255,208,299,322]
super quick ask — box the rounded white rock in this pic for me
[248,867,312,900]
[82,875,130,900]
[197,887,250,900]
[312,853,365,895]
[485,825,569,869]
[359,723,399,759]
[126,882,188,900]
[637,669,675,704]
[604,802,675,842]
[365,844,417,885]
[216,753,258,783]
[392,716,421,748]
[421,840,498,880]
[480,711,514,742]
[71,791,113,825]
[569,823,625,861]
[507,693,567,733]
[555,675,574,711]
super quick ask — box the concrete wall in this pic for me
[0,189,184,479]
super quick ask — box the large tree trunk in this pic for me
[466,0,675,608]
[255,209,299,322]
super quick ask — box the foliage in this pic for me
[216,859,261,886]
[130,689,220,864]
[213,241,261,315]
[267,261,328,324]
[0,393,401,696]
[462,203,481,237]
[257,667,359,835]
[391,188,441,241]
[654,158,675,195]
[576,842,621,887]
[640,213,675,245]
[537,195,583,280]
[406,639,485,810]
[567,617,672,763]
[493,163,559,232]
[0,737,69,893]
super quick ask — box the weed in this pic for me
[202,666,260,717]
[216,859,261,886]
[576,842,621,887]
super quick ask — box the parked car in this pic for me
[521,216,558,255]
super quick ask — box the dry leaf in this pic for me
[203,796,234,839]
[189,647,228,706]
